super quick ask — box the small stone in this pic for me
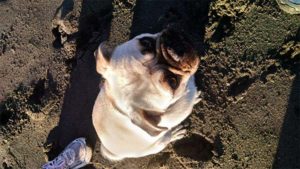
[10,49,15,54]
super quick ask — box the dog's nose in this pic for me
[158,28,199,74]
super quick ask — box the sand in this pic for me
[0,0,299,168]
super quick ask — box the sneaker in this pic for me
[277,0,300,14]
[42,138,92,169]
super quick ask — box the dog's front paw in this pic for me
[170,125,187,142]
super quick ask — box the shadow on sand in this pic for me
[45,0,113,163]
[273,65,300,169]
[130,0,210,55]
[45,0,212,168]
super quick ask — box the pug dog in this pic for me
[92,28,200,161]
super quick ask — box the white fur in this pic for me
[92,33,199,160]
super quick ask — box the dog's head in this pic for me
[95,28,199,113]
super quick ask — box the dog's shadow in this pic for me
[45,0,211,168]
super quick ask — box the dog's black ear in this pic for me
[94,42,113,75]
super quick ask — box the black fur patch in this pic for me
[139,37,156,54]
[160,28,194,57]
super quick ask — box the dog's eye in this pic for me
[167,77,178,90]
[139,37,156,54]
[165,73,180,90]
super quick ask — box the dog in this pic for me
[92,27,200,161]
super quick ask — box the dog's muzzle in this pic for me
[156,28,199,75]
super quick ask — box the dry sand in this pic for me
[0,0,300,168]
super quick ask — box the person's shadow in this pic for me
[45,0,211,168]
[272,67,300,168]
[45,0,113,162]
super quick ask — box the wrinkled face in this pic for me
[95,28,199,113]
